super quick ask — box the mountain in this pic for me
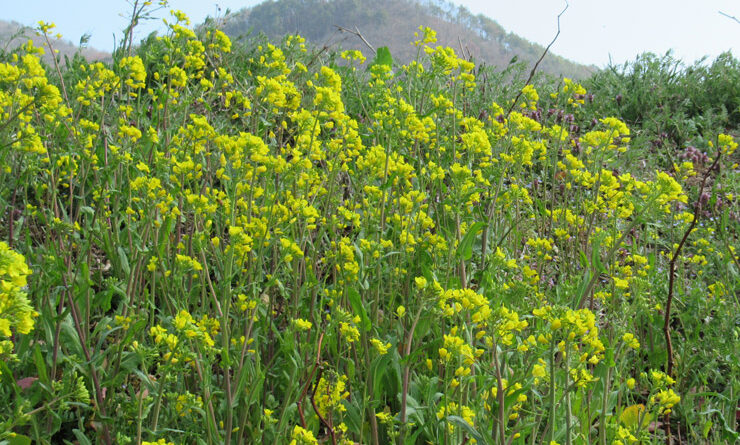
[221,0,596,79]
[0,19,109,65]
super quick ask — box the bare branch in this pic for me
[719,10,740,24]
[334,25,375,53]
[506,0,569,117]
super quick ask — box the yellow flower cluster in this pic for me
[119,56,147,90]
[289,425,318,445]
[314,373,349,417]
[534,305,605,387]
[1,45,69,154]
[0,242,36,359]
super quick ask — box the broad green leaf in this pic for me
[7,434,31,445]
[371,353,391,401]
[0,361,17,391]
[697,408,740,442]
[446,415,490,445]
[33,344,49,386]
[591,235,606,274]
[347,287,371,332]
[117,246,130,276]
[372,46,393,68]
[72,429,92,445]
[456,221,486,261]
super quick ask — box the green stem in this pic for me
[565,343,572,445]
[547,335,557,443]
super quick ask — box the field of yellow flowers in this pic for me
[1,5,738,445]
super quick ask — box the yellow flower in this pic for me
[396,305,406,318]
[0,242,36,345]
[414,276,428,290]
[292,318,312,331]
[119,56,147,89]
[0,319,11,337]
[622,333,640,350]
[375,411,393,423]
[370,338,391,355]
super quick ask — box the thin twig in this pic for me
[305,28,343,70]
[505,1,569,118]
[719,10,740,24]
[334,25,375,53]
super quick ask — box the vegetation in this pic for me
[585,51,740,157]
[0,3,738,445]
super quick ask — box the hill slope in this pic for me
[222,0,596,78]
[0,19,109,64]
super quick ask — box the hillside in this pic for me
[222,0,596,78]
[0,19,109,64]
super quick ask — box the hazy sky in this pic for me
[1,0,738,67]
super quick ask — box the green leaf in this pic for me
[371,46,393,68]
[576,268,591,306]
[75,262,91,308]
[93,289,114,313]
[122,318,148,345]
[591,235,606,274]
[7,434,31,445]
[347,287,371,332]
[231,361,253,406]
[446,416,490,445]
[117,246,130,276]
[347,358,355,380]
[72,429,92,445]
[371,354,390,402]
[0,361,17,391]
[456,221,486,261]
[697,408,739,442]
[79,205,95,217]
[33,344,50,386]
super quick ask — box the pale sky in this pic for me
[1,0,738,67]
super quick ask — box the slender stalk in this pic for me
[399,306,424,445]
[599,366,611,445]
[492,341,506,444]
[564,343,572,445]
[64,287,112,445]
[663,149,721,443]
[547,335,557,444]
